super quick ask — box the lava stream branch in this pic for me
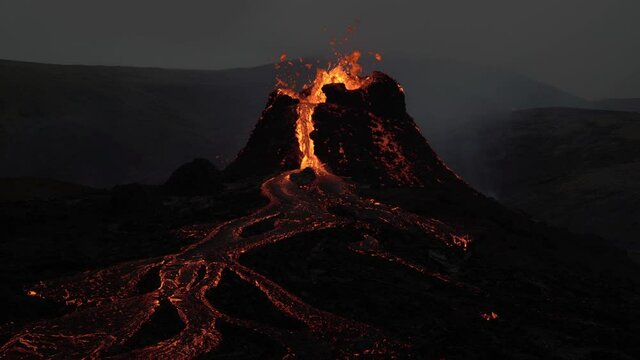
[1,165,475,359]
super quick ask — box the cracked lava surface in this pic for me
[1,169,474,359]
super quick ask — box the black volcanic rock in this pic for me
[110,183,159,214]
[225,72,462,188]
[313,72,459,187]
[289,167,316,186]
[164,158,224,196]
[223,92,301,181]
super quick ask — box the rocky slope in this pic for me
[1,72,638,359]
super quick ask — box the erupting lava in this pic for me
[280,51,369,172]
[0,50,477,359]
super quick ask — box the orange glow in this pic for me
[279,53,287,62]
[374,52,382,61]
[451,234,472,251]
[481,312,499,321]
[277,51,370,172]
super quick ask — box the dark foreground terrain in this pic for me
[0,72,638,359]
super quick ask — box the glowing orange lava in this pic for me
[451,234,472,251]
[481,312,499,321]
[278,51,370,172]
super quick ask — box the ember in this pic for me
[481,312,499,321]
[277,50,370,172]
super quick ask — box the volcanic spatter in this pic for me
[225,62,460,188]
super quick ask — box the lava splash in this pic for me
[281,51,369,172]
[227,52,461,188]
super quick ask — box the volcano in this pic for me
[226,71,458,189]
[1,54,639,359]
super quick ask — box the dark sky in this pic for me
[1,0,639,99]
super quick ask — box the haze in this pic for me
[1,0,639,99]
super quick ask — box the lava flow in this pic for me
[0,52,476,359]
[281,51,369,172]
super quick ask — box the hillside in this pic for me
[0,177,97,202]
[0,59,274,187]
[0,58,589,187]
[592,98,640,113]
[450,107,640,251]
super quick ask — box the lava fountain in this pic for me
[279,51,370,173]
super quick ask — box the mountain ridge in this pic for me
[1,57,591,188]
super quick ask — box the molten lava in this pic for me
[279,51,370,172]
[480,312,499,321]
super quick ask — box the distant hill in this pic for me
[592,98,640,113]
[0,60,275,187]
[449,107,640,250]
[0,177,97,202]
[377,57,590,141]
[0,58,590,187]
